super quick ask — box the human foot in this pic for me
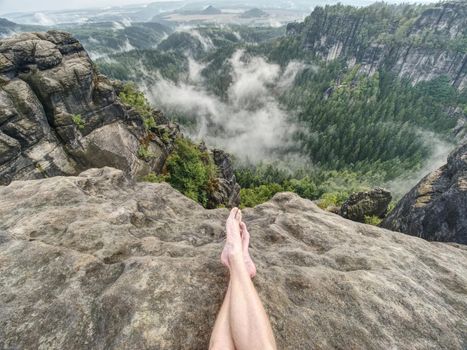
[240,221,257,278]
[221,208,243,268]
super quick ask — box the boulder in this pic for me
[0,167,466,349]
[340,187,392,222]
[382,143,467,244]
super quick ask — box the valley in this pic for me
[1,1,466,213]
[95,1,466,210]
[0,2,466,348]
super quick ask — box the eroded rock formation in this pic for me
[0,31,239,207]
[0,31,176,183]
[382,143,467,244]
[0,167,466,349]
[287,1,467,90]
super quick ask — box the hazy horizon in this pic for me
[0,0,152,14]
[0,0,439,16]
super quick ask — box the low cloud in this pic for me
[385,131,456,198]
[87,37,136,60]
[173,26,215,51]
[33,12,56,25]
[144,49,307,163]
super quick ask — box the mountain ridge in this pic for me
[286,1,467,90]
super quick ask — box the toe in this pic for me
[228,207,238,220]
[240,222,249,238]
[235,209,242,222]
[240,221,247,231]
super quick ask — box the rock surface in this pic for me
[0,31,174,183]
[209,148,241,208]
[382,143,467,244]
[1,167,466,350]
[340,187,392,222]
[0,31,239,207]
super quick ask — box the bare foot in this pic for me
[221,208,243,268]
[240,221,257,278]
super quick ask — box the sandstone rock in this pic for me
[0,31,239,207]
[382,143,467,244]
[0,167,466,349]
[209,148,240,208]
[0,31,166,183]
[0,131,20,164]
[340,187,392,222]
[288,2,467,90]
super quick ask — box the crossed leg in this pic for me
[209,208,276,350]
[209,281,235,350]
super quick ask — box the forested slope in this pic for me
[94,1,466,209]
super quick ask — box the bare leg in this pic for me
[240,222,256,278]
[211,207,244,350]
[228,251,276,350]
[222,208,277,350]
[209,282,235,350]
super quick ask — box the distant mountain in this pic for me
[0,18,16,36]
[202,5,222,15]
[0,18,44,36]
[0,18,16,28]
[240,8,269,18]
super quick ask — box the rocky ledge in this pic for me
[0,167,466,349]
[0,31,240,207]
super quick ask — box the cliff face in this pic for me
[0,31,173,183]
[0,31,239,207]
[287,2,467,90]
[382,143,467,244]
[0,167,466,349]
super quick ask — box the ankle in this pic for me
[227,249,243,263]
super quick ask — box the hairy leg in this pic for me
[209,282,235,350]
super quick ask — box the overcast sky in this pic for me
[0,0,152,14]
[0,0,436,15]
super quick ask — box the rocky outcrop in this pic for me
[287,1,467,90]
[0,31,239,207]
[340,187,392,222]
[0,31,174,183]
[0,167,466,349]
[382,143,467,244]
[210,148,241,207]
